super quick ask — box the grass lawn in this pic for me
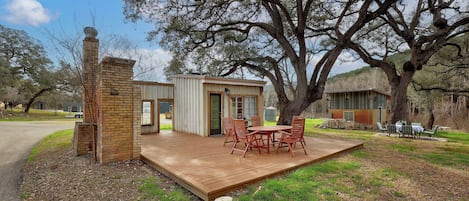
[27,129,74,162]
[0,108,78,121]
[239,118,469,200]
[24,118,469,200]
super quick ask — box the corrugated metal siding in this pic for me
[204,84,264,134]
[173,77,204,136]
[330,109,386,126]
[135,83,174,134]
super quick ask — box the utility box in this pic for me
[264,107,277,122]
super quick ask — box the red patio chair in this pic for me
[250,115,262,127]
[293,116,307,146]
[223,117,237,146]
[231,119,262,157]
[276,117,307,157]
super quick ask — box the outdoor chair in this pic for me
[377,122,387,133]
[223,117,237,147]
[231,119,262,157]
[386,124,397,136]
[276,117,307,157]
[400,125,415,138]
[423,125,439,138]
[250,115,262,127]
[293,116,307,146]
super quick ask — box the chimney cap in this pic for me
[84,27,98,38]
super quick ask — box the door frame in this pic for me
[157,99,174,133]
[208,92,224,136]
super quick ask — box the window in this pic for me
[344,111,354,122]
[230,96,257,119]
[244,96,256,120]
[142,100,154,125]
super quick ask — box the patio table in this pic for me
[395,124,424,133]
[396,124,424,138]
[248,125,292,154]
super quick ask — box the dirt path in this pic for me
[0,121,74,201]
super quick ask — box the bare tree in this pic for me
[124,0,396,124]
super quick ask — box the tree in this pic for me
[411,33,469,128]
[124,0,396,124]
[346,0,469,123]
[0,24,62,113]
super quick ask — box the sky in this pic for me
[0,0,365,82]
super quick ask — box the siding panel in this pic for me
[134,82,174,134]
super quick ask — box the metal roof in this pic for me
[171,74,266,87]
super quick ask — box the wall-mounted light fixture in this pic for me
[110,87,119,96]
[224,88,230,96]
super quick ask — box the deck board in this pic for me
[141,131,363,201]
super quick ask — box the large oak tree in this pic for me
[124,0,395,124]
[0,24,66,113]
[346,0,469,123]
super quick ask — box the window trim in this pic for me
[343,111,355,122]
[229,95,258,120]
[141,100,154,126]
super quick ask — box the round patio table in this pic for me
[248,125,292,154]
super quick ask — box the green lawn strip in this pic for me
[0,108,72,121]
[28,129,73,162]
[237,159,405,200]
[418,144,469,167]
[388,143,416,153]
[438,131,469,144]
[138,177,190,201]
[160,124,173,130]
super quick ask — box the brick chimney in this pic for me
[82,27,99,123]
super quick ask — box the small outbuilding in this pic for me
[172,75,266,136]
[325,88,390,127]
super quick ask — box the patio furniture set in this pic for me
[377,121,439,139]
[223,116,307,157]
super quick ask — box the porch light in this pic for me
[225,88,230,96]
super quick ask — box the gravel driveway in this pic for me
[0,121,74,201]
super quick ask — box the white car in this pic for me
[74,112,83,118]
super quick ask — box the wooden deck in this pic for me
[141,131,363,201]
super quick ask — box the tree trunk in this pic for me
[277,98,312,125]
[389,71,415,123]
[24,87,54,113]
[426,108,435,129]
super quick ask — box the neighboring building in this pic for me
[63,102,83,112]
[325,88,390,127]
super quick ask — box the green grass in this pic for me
[0,108,74,121]
[438,131,469,144]
[138,177,190,201]
[28,129,73,162]
[160,124,172,130]
[389,143,416,153]
[238,161,361,201]
[418,145,469,167]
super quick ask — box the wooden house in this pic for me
[134,75,266,136]
[172,75,266,136]
[325,88,390,127]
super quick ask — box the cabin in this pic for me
[172,75,266,136]
[134,75,266,136]
[325,88,390,128]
